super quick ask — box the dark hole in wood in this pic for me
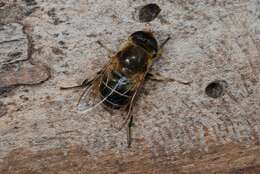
[58,41,65,45]
[0,2,5,7]
[0,101,7,117]
[8,52,23,58]
[205,80,227,98]
[47,8,56,17]
[0,86,15,96]
[139,3,161,22]
[22,0,37,6]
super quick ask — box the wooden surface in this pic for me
[0,0,259,173]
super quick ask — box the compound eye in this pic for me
[131,31,158,54]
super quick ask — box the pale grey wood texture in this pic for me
[0,0,259,173]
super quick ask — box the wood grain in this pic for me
[0,0,259,173]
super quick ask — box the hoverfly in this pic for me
[61,31,188,147]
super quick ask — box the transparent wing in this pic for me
[76,76,102,113]
[76,74,130,113]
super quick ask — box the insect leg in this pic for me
[60,79,93,90]
[60,70,104,90]
[118,90,137,131]
[118,79,145,147]
[154,36,171,60]
[127,115,134,148]
[160,36,171,48]
[147,72,192,85]
[96,40,115,56]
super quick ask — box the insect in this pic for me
[61,31,189,147]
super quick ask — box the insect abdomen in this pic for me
[100,71,132,109]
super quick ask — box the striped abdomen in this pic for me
[99,71,133,109]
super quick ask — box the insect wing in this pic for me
[76,75,129,113]
[75,75,103,112]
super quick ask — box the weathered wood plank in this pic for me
[0,0,259,173]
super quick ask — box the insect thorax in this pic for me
[117,45,150,75]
